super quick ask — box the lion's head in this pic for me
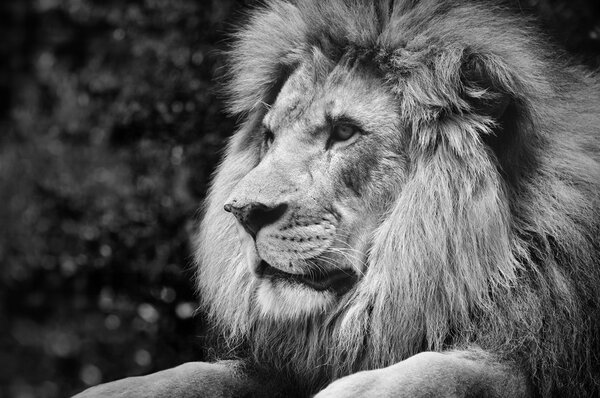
[220,59,402,319]
[195,0,600,395]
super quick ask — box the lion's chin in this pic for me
[254,260,358,319]
[257,260,358,292]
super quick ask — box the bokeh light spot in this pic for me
[134,349,152,367]
[160,286,176,303]
[137,303,159,323]
[104,314,121,330]
[175,302,196,319]
[80,364,102,386]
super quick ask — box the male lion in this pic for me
[75,0,600,397]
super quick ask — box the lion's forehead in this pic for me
[266,61,398,135]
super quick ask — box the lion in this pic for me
[74,0,600,397]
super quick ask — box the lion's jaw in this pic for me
[224,62,402,319]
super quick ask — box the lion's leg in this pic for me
[315,349,532,398]
[71,360,275,398]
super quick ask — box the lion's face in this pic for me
[224,62,405,318]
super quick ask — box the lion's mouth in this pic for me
[257,260,357,295]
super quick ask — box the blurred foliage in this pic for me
[0,0,254,396]
[0,0,598,397]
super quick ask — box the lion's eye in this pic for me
[331,124,358,142]
[263,127,274,147]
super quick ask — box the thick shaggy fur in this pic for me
[195,0,600,396]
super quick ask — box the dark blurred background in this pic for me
[0,0,598,397]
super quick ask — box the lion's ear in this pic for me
[457,50,530,163]
[460,51,515,121]
[399,45,527,160]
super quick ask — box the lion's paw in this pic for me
[314,353,462,398]
[314,370,386,398]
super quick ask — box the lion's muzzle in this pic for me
[224,197,358,295]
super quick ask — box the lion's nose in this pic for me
[224,201,288,237]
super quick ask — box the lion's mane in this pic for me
[195,0,600,396]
